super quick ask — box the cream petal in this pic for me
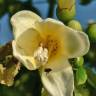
[64,29,90,58]
[41,66,74,96]
[36,18,90,58]
[12,41,37,70]
[44,56,71,72]
[15,28,42,56]
[11,10,42,39]
[12,28,42,70]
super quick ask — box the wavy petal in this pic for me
[64,29,90,58]
[41,65,74,96]
[12,28,42,70]
[36,18,90,58]
[11,10,42,39]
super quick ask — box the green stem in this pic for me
[47,0,55,17]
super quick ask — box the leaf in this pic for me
[76,67,87,85]
[0,41,20,86]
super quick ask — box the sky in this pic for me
[0,0,96,45]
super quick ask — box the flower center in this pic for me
[33,44,48,65]
[33,35,59,66]
[45,36,59,58]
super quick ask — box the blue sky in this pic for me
[0,0,96,45]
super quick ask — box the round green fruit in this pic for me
[68,20,83,31]
[87,23,96,42]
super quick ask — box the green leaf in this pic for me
[76,67,87,85]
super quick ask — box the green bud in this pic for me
[56,5,76,23]
[68,20,83,31]
[58,0,75,10]
[87,23,96,42]
[75,57,84,67]
[76,67,87,85]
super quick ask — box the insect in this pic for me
[45,68,52,74]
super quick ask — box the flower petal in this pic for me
[12,28,42,70]
[44,56,71,72]
[41,65,74,96]
[64,30,90,58]
[12,41,37,70]
[11,10,42,39]
[36,18,90,58]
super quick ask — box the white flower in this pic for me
[11,10,90,96]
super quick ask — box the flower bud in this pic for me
[57,0,76,23]
[68,20,83,31]
[76,67,87,85]
[58,0,75,10]
[87,23,96,42]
